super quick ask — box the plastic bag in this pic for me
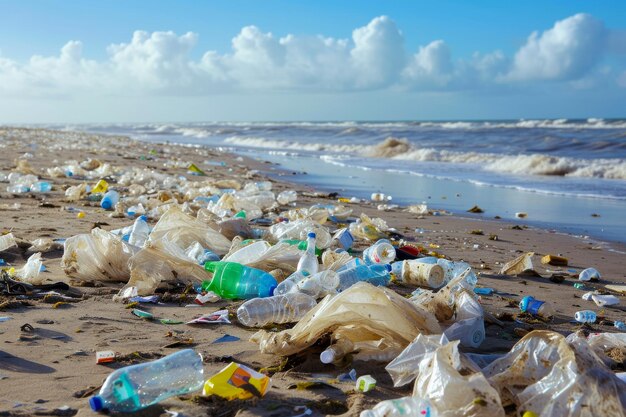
[269,219,332,249]
[223,238,302,275]
[29,238,63,253]
[349,213,389,241]
[16,252,43,284]
[148,206,231,255]
[412,341,504,417]
[443,292,485,348]
[0,233,17,252]
[386,333,450,387]
[62,228,136,282]
[484,330,626,416]
[414,267,476,322]
[252,282,441,361]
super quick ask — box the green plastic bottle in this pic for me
[203,261,277,299]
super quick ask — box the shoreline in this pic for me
[1,127,626,416]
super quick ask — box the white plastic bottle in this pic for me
[89,349,204,413]
[360,396,437,417]
[574,310,597,323]
[100,190,120,210]
[296,232,319,276]
[237,293,317,327]
[128,215,150,247]
[363,239,396,265]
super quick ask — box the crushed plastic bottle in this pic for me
[296,232,319,276]
[363,239,396,265]
[519,296,554,318]
[237,292,317,327]
[89,349,204,413]
[360,397,437,417]
[337,264,391,291]
[203,261,277,299]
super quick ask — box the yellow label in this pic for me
[203,362,270,400]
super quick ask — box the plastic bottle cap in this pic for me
[89,396,104,411]
[139,215,148,222]
[307,232,316,238]
[320,350,335,364]
[384,264,392,272]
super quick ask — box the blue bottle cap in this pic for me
[89,396,104,411]
[384,264,392,272]
[307,232,316,238]
[139,215,148,222]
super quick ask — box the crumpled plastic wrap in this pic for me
[223,238,301,273]
[413,267,475,322]
[483,330,626,417]
[0,232,17,252]
[62,228,136,282]
[16,252,43,284]
[28,237,63,253]
[348,213,389,241]
[148,206,231,255]
[443,291,485,348]
[269,219,332,249]
[252,282,441,360]
[321,249,353,271]
[413,340,505,417]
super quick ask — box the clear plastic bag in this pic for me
[62,228,136,282]
[17,252,43,284]
[252,282,441,360]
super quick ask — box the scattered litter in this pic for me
[203,362,270,400]
[96,351,116,364]
[355,375,376,392]
[212,334,240,344]
[187,309,231,325]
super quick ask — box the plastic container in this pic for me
[363,239,396,265]
[89,349,204,413]
[30,181,52,192]
[337,264,391,292]
[100,190,120,210]
[360,397,437,417]
[519,296,554,318]
[579,267,600,282]
[397,260,445,289]
[296,232,319,276]
[574,310,597,323]
[237,292,317,327]
[128,215,150,247]
[203,261,277,299]
[356,375,376,392]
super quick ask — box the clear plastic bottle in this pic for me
[128,215,150,247]
[6,184,29,193]
[294,269,340,298]
[519,296,555,318]
[337,264,392,292]
[203,261,277,299]
[89,349,204,413]
[336,257,364,272]
[100,190,120,210]
[237,292,317,327]
[574,310,597,323]
[30,181,52,192]
[614,321,626,331]
[277,190,297,205]
[320,338,354,364]
[363,239,396,265]
[274,270,308,295]
[360,397,437,417]
[296,232,319,276]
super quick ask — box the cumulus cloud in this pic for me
[506,13,607,81]
[0,13,623,97]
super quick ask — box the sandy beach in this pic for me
[1,127,625,417]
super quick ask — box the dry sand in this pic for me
[0,127,625,416]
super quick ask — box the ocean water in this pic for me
[61,119,626,244]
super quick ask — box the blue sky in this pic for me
[0,1,625,122]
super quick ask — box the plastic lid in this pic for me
[89,396,104,411]
[320,349,335,364]
[307,232,316,238]
[384,264,392,272]
[139,215,148,222]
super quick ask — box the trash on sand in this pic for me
[187,309,231,325]
[500,252,535,276]
[541,254,568,266]
[519,296,555,318]
[96,351,116,364]
[202,362,270,400]
[212,334,240,344]
[578,267,601,282]
[355,375,376,392]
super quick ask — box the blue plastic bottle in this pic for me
[89,349,204,413]
[100,190,120,210]
[337,264,392,291]
[203,261,277,299]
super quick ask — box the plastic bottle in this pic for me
[6,184,29,193]
[579,267,600,281]
[30,181,52,192]
[337,264,392,292]
[296,232,319,276]
[100,190,120,210]
[274,270,308,295]
[363,239,396,265]
[128,215,150,247]
[614,321,626,331]
[519,296,555,318]
[320,338,354,364]
[89,349,204,413]
[337,257,364,272]
[574,310,597,323]
[281,239,322,256]
[294,269,340,298]
[237,292,317,327]
[277,190,297,205]
[203,261,277,299]
[360,397,437,417]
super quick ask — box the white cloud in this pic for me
[0,13,622,98]
[506,13,607,81]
